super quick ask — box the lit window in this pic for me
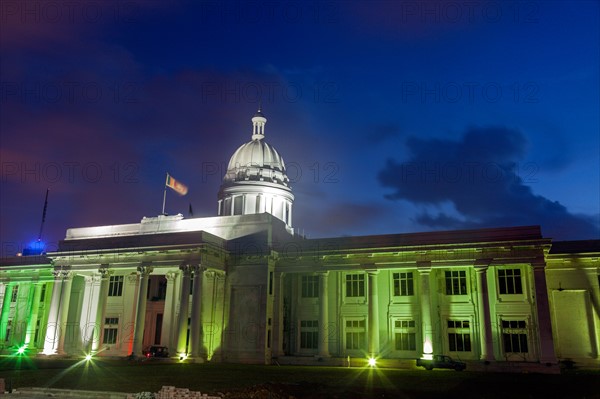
[393,272,414,296]
[447,320,472,352]
[301,276,319,298]
[345,319,366,350]
[108,276,123,297]
[300,320,319,349]
[498,269,523,294]
[103,317,119,344]
[445,270,467,295]
[502,320,528,354]
[346,274,365,297]
[394,320,417,351]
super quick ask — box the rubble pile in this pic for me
[128,385,221,399]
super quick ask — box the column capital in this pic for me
[366,269,380,275]
[190,264,206,274]
[61,271,74,280]
[179,263,193,274]
[52,268,72,280]
[98,265,111,278]
[316,270,329,276]
[166,271,178,281]
[137,264,153,276]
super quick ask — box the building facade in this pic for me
[1,111,599,369]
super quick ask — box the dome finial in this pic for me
[251,106,267,140]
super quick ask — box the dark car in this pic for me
[142,345,169,358]
[416,354,466,371]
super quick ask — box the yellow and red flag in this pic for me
[165,173,188,196]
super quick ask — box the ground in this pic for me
[0,357,598,399]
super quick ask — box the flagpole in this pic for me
[162,173,168,215]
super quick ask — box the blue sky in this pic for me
[1,0,599,256]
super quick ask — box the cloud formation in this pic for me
[378,126,599,240]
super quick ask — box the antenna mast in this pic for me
[38,188,49,242]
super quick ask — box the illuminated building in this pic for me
[0,110,598,369]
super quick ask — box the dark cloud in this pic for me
[378,126,600,240]
[293,202,389,238]
[368,124,402,143]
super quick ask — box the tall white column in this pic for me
[132,265,152,356]
[92,267,110,352]
[43,273,62,355]
[79,275,99,352]
[532,260,557,364]
[417,262,433,357]
[56,272,73,355]
[475,263,493,361]
[176,264,192,356]
[161,271,178,350]
[25,282,43,347]
[367,270,380,356]
[13,284,33,346]
[318,271,329,357]
[190,265,205,359]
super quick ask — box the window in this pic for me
[10,286,18,302]
[300,320,319,349]
[502,320,528,353]
[345,319,366,350]
[448,320,471,352]
[5,320,11,342]
[269,271,274,296]
[301,276,319,298]
[103,317,119,344]
[346,274,365,297]
[34,319,41,345]
[498,269,523,294]
[393,272,414,296]
[108,276,123,297]
[445,270,467,295]
[40,284,46,302]
[233,196,243,215]
[394,320,417,351]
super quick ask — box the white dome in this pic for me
[222,109,290,188]
[224,140,290,187]
[218,109,294,229]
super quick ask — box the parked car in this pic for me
[416,354,466,371]
[142,345,169,358]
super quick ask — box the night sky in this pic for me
[1,0,599,257]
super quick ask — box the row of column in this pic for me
[40,263,211,358]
